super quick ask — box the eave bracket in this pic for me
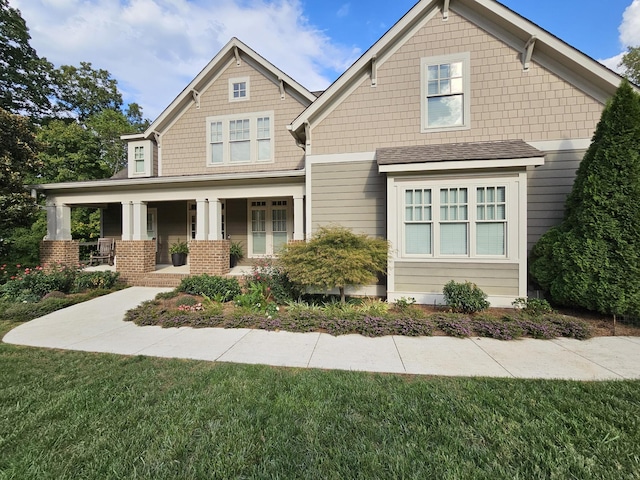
[443,0,450,20]
[371,55,378,87]
[191,89,201,109]
[523,36,536,71]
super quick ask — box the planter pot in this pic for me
[171,252,186,267]
[230,255,239,268]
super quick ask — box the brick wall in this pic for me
[40,240,80,270]
[189,240,230,276]
[116,240,156,283]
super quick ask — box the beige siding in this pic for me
[311,11,603,155]
[311,160,385,237]
[395,262,519,296]
[161,61,306,176]
[527,150,585,250]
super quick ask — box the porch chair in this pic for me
[89,238,115,266]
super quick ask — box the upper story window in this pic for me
[127,140,153,177]
[421,52,470,132]
[134,146,145,173]
[206,111,274,166]
[229,77,250,102]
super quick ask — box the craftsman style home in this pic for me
[35,0,626,306]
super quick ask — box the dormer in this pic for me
[123,134,155,178]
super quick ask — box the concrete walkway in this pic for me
[3,287,640,380]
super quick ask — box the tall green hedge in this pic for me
[529,81,640,318]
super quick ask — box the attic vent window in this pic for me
[229,77,250,101]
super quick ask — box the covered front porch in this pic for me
[38,173,305,286]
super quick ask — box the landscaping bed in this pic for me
[124,291,599,340]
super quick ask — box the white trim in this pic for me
[33,169,305,192]
[308,151,376,164]
[527,139,591,152]
[517,171,527,297]
[387,291,516,308]
[420,52,471,133]
[127,140,153,178]
[378,156,544,173]
[229,76,250,102]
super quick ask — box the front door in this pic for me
[147,208,157,252]
[249,199,291,257]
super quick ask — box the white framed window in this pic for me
[248,199,292,257]
[206,112,274,166]
[127,140,153,177]
[421,52,470,132]
[134,146,145,173]
[401,180,509,258]
[229,77,250,101]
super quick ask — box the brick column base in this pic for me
[116,240,156,284]
[40,240,80,270]
[189,240,230,276]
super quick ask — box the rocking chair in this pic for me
[89,238,115,266]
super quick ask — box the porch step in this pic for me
[132,273,188,288]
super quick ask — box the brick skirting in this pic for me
[40,240,80,270]
[189,240,230,276]
[116,240,156,284]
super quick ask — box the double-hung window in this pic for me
[421,52,470,131]
[206,111,274,165]
[134,146,145,173]
[402,182,508,258]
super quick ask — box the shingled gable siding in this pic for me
[161,61,306,177]
[527,149,586,251]
[310,160,386,238]
[310,10,603,156]
[394,262,519,297]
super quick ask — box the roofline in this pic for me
[143,37,317,138]
[379,156,544,173]
[31,169,306,192]
[289,0,629,135]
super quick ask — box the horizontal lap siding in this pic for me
[311,160,386,237]
[395,262,519,296]
[527,150,585,251]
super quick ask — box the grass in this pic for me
[1,319,639,479]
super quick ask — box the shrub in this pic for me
[442,281,490,314]
[0,297,74,322]
[434,314,474,337]
[512,297,553,316]
[472,314,524,340]
[178,274,241,302]
[245,258,301,304]
[73,271,120,292]
[175,295,197,307]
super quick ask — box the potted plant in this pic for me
[229,240,244,268]
[169,239,189,267]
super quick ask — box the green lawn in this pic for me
[1,320,639,479]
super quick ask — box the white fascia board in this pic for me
[378,157,545,173]
[120,133,145,141]
[527,139,591,152]
[308,152,376,164]
[33,169,306,192]
[289,0,440,133]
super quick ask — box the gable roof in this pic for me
[141,37,317,140]
[288,0,626,141]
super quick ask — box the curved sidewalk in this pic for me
[3,287,640,380]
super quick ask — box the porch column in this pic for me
[121,202,133,240]
[45,202,57,240]
[55,204,71,240]
[208,199,222,240]
[293,195,304,241]
[195,198,209,240]
[132,201,148,240]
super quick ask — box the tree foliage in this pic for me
[53,62,123,120]
[278,226,389,303]
[0,108,42,256]
[0,0,53,120]
[529,81,640,318]
[621,46,640,86]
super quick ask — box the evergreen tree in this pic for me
[530,81,640,317]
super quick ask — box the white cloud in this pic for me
[337,3,350,18]
[599,0,640,73]
[11,0,361,119]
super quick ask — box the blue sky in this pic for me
[11,0,639,120]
